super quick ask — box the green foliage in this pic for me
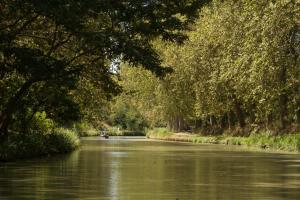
[0,132,46,161]
[110,100,148,132]
[116,65,166,128]
[245,133,300,152]
[74,122,100,137]
[107,127,145,136]
[48,128,80,153]
[192,136,220,144]
[121,130,145,136]
[147,130,300,152]
[222,137,245,146]
[190,135,245,146]
[0,128,79,161]
[146,128,172,138]
[26,111,55,134]
[117,0,300,134]
[189,0,300,131]
[0,109,79,161]
[117,57,195,132]
[107,127,122,136]
[1,0,207,137]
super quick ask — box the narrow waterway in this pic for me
[0,137,300,200]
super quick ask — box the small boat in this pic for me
[100,132,109,139]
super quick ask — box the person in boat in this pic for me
[100,129,109,138]
[104,134,109,139]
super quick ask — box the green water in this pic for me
[0,137,300,200]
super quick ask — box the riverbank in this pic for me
[0,128,80,161]
[147,128,300,153]
[108,129,145,136]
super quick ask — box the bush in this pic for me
[222,137,245,145]
[245,133,300,152]
[47,128,80,153]
[0,128,79,161]
[0,131,45,160]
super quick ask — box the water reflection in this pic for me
[0,137,299,200]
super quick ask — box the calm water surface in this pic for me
[0,137,300,200]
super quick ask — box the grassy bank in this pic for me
[147,128,300,152]
[0,128,80,161]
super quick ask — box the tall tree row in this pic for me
[117,0,300,134]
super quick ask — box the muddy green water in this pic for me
[0,137,300,200]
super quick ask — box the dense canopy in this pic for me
[0,0,208,137]
[117,0,300,135]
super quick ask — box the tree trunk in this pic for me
[278,66,288,130]
[177,116,186,132]
[168,115,187,132]
[168,116,178,132]
[233,100,245,128]
[266,113,273,129]
[220,114,227,130]
[195,119,202,129]
[227,111,235,130]
[279,95,288,129]
[209,115,217,127]
[248,103,256,124]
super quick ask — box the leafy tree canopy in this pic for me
[0,0,209,135]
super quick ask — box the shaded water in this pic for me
[0,137,300,200]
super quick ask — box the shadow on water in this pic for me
[0,136,300,200]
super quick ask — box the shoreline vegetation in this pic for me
[75,122,146,137]
[0,122,146,162]
[0,121,147,161]
[0,128,79,162]
[106,127,145,136]
[147,128,300,153]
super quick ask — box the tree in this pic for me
[115,0,300,135]
[0,0,209,137]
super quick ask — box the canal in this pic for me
[0,137,300,200]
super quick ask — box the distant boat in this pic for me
[100,132,109,139]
